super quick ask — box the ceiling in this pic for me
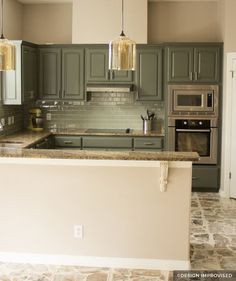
[18,0,218,3]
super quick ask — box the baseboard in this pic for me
[0,252,190,271]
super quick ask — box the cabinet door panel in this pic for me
[86,48,108,82]
[39,48,61,99]
[62,49,84,100]
[112,70,133,82]
[194,47,220,82]
[23,45,38,101]
[136,48,162,101]
[167,47,193,82]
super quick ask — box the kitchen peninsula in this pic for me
[0,131,198,271]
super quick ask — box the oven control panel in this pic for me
[175,120,211,129]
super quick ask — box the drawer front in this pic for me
[54,136,82,148]
[83,136,132,148]
[134,137,163,149]
[192,166,219,189]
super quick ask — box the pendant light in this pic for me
[109,0,136,71]
[0,0,15,71]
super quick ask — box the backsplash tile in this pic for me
[35,92,165,132]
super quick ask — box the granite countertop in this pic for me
[0,130,199,162]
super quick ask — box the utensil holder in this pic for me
[143,120,152,134]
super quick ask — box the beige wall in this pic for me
[221,0,236,52]
[4,0,23,40]
[0,159,191,265]
[148,1,220,43]
[22,4,72,44]
[72,0,148,44]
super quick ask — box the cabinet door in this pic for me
[194,47,220,83]
[86,48,109,82]
[22,45,38,101]
[111,70,133,82]
[167,47,194,82]
[62,49,84,100]
[39,48,61,99]
[136,47,162,101]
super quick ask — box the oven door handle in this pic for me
[176,129,211,132]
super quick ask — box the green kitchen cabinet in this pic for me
[167,45,221,83]
[135,47,163,101]
[133,137,164,151]
[85,47,133,83]
[39,47,85,100]
[22,45,38,101]
[39,48,61,99]
[62,49,84,99]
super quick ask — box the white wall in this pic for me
[72,0,148,44]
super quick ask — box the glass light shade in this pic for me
[0,38,15,71]
[109,34,136,71]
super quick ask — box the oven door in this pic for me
[175,128,217,164]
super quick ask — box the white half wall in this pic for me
[72,0,148,44]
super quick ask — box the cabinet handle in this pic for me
[192,177,199,180]
[189,72,193,81]
[195,72,198,80]
[107,70,110,80]
[64,141,73,144]
[144,142,154,145]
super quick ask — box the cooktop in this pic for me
[85,128,132,134]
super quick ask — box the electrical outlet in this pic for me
[46,113,52,121]
[74,224,83,239]
[8,117,12,126]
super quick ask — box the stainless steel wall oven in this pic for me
[168,118,218,164]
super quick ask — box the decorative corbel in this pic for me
[160,161,169,192]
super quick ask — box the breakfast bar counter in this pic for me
[0,131,198,271]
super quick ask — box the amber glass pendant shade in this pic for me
[108,0,136,71]
[0,0,16,71]
[109,32,136,71]
[0,38,15,71]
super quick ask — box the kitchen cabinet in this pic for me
[22,45,38,101]
[135,46,163,101]
[133,137,163,151]
[85,47,133,83]
[39,47,84,100]
[3,41,22,105]
[83,136,133,150]
[167,45,221,83]
[192,165,219,192]
[54,136,82,149]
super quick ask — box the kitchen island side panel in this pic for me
[0,160,191,265]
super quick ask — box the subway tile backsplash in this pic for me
[35,92,165,132]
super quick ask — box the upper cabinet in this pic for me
[166,45,221,83]
[135,46,163,101]
[85,47,133,83]
[22,45,38,101]
[39,47,85,100]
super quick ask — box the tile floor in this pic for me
[0,192,236,281]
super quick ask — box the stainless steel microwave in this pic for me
[168,85,219,117]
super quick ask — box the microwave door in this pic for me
[173,92,205,112]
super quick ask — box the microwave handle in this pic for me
[207,93,213,107]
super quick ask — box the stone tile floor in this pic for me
[0,192,236,280]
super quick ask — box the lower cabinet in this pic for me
[83,136,132,150]
[133,137,163,151]
[192,165,220,192]
[54,136,82,149]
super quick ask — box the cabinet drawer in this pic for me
[192,166,219,190]
[54,136,82,148]
[83,137,132,148]
[134,137,163,149]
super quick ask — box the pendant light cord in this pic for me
[120,0,125,36]
[1,0,4,39]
